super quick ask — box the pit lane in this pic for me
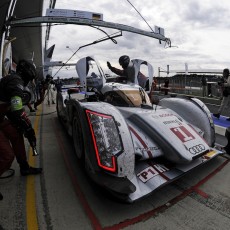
[0,103,230,230]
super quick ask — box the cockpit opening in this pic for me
[104,88,152,107]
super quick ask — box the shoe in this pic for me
[0,192,3,200]
[226,118,230,121]
[20,166,42,176]
[213,113,220,119]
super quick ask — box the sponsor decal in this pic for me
[129,126,153,158]
[163,119,182,125]
[135,146,160,151]
[11,96,22,111]
[170,126,195,143]
[159,113,174,118]
[137,165,169,183]
[200,151,216,162]
[11,98,20,104]
[188,144,205,155]
[204,150,216,158]
[48,17,68,22]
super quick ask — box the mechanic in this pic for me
[54,76,63,92]
[107,55,150,90]
[46,74,55,105]
[163,78,169,95]
[107,55,136,83]
[213,68,230,120]
[201,75,207,97]
[0,59,42,198]
[34,74,55,109]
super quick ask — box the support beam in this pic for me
[8,16,170,42]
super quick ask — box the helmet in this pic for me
[16,59,36,86]
[223,68,230,75]
[46,74,53,80]
[119,55,130,69]
[223,68,229,79]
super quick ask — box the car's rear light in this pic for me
[86,110,123,172]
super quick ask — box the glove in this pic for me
[24,127,36,148]
[107,61,112,69]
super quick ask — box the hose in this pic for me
[2,37,16,76]
[0,168,15,179]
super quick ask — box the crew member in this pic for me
[34,74,55,109]
[107,55,150,91]
[107,55,135,83]
[0,59,42,198]
[46,74,55,105]
[163,78,169,95]
[55,77,63,92]
[213,68,230,120]
[201,75,207,97]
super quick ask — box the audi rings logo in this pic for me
[189,144,205,155]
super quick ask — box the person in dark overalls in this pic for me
[0,60,42,200]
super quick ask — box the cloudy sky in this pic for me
[46,0,230,78]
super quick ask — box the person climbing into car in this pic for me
[0,59,42,199]
[213,68,230,120]
[107,55,149,90]
[107,55,136,83]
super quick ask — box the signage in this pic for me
[46,9,103,21]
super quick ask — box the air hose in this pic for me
[0,168,15,179]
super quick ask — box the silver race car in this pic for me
[56,56,223,202]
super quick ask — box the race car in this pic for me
[56,56,223,203]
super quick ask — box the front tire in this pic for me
[72,112,84,161]
[56,100,61,120]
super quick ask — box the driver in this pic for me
[0,59,42,198]
[107,55,135,83]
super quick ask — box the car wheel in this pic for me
[72,112,84,160]
[56,97,62,121]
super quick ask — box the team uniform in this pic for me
[0,60,42,199]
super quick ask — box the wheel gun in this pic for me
[28,138,39,156]
[31,145,39,156]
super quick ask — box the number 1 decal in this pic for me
[170,126,195,143]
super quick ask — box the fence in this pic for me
[155,75,223,98]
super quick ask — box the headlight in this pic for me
[86,110,123,172]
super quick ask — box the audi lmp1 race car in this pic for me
[56,56,223,203]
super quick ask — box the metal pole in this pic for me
[185,63,188,91]
[0,0,17,78]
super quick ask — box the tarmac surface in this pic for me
[0,96,230,230]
